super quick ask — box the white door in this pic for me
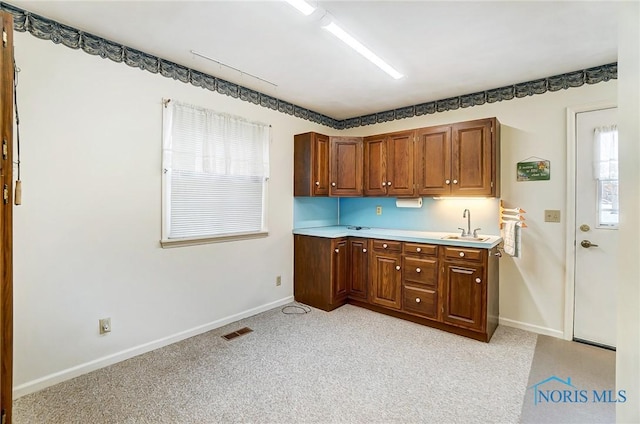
[574,107,618,349]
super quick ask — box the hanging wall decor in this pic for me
[517,157,551,181]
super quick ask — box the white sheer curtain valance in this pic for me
[593,125,618,180]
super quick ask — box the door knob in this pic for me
[580,240,599,248]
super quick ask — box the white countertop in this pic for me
[293,226,502,249]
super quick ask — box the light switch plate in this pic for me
[545,210,561,223]
[376,206,382,215]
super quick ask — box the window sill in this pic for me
[160,231,268,248]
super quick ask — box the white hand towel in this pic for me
[502,220,518,257]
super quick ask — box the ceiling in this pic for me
[11,1,619,120]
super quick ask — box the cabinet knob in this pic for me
[382,182,387,187]
[415,297,421,303]
[416,268,421,273]
[459,252,465,257]
[387,181,392,186]
[362,248,367,253]
[475,278,482,284]
[445,179,451,185]
[453,179,458,184]
[383,243,388,248]
[416,247,421,252]
[334,248,339,253]
[331,182,336,187]
[395,265,401,271]
[315,181,320,186]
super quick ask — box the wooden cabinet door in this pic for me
[442,262,485,331]
[415,125,451,196]
[348,238,369,300]
[313,133,330,196]
[363,135,387,196]
[370,252,402,310]
[386,131,415,196]
[451,119,494,196]
[330,137,363,196]
[332,239,349,304]
[294,132,329,197]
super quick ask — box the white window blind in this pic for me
[162,100,270,245]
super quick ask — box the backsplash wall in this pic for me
[294,196,500,236]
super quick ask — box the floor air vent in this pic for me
[222,327,253,341]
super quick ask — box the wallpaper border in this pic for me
[1,2,617,130]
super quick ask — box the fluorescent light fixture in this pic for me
[284,0,316,16]
[322,21,404,80]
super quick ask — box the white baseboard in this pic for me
[499,317,564,338]
[13,296,294,399]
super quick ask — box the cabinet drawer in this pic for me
[443,246,484,262]
[372,239,402,252]
[403,242,437,256]
[403,285,437,319]
[403,257,437,287]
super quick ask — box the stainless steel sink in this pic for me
[441,235,489,242]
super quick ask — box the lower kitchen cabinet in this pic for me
[293,234,500,342]
[370,240,403,310]
[401,242,439,320]
[348,238,369,300]
[442,262,485,332]
[293,235,348,311]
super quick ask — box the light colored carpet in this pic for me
[14,304,537,424]
[520,335,616,423]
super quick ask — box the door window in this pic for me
[594,125,618,228]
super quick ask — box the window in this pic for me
[594,125,618,228]
[161,100,270,247]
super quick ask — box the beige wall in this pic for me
[12,32,332,396]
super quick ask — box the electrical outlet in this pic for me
[376,206,382,215]
[99,318,111,334]
[544,210,561,223]
[276,275,282,286]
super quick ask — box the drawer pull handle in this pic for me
[453,179,458,184]
[362,248,367,253]
[445,179,451,185]
[383,243,388,249]
[415,298,421,303]
[416,268,421,273]
[382,182,387,187]
[387,181,392,186]
[315,181,320,186]
[475,278,482,284]
[416,247,421,252]
[334,249,339,253]
[395,265,401,271]
[459,252,465,257]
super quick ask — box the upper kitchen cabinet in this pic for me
[294,132,330,196]
[363,130,415,197]
[329,137,363,197]
[415,125,452,196]
[416,118,500,197]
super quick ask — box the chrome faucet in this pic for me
[459,209,481,238]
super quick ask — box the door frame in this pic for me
[564,102,617,340]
